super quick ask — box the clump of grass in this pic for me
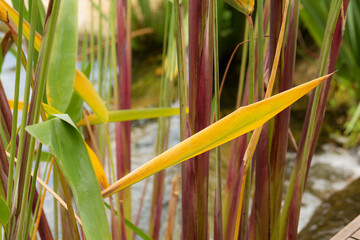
[0,0,350,239]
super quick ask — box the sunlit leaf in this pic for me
[85,144,109,188]
[102,75,331,197]
[46,0,78,112]
[223,0,254,15]
[77,107,183,126]
[0,0,41,49]
[26,114,111,240]
[0,0,109,123]
[73,70,108,122]
[0,196,10,225]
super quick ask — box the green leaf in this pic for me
[77,107,182,126]
[26,114,111,240]
[124,218,153,240]
[0,196,10,225]
[46,0,78,112]
[65,92,84,124]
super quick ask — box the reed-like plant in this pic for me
[0,0,350,239]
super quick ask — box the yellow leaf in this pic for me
[0,0,41,49]
[101,74,332,198]
[85,145,110,189]
[0,2,9,23]
[0,0,108,123]
[73,70,108,123]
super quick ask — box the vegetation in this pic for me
[0,0,351,239]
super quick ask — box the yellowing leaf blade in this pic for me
[74,71,108,123]
[102,74,331,197]
[1,0,109,123]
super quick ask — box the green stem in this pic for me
[6,0,24,220]
[23,144,43,236]
[98,0,103,95]
[173,0,187,141]
[212,0,223,238]
[278,0,343,239]
[15,0,39,237]
[257,0,264,99]
[236,23,249,108]
[16,0,62,238]
[247,15,255,104]
[90,3,95,83]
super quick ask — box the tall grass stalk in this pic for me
[6,0,24,219]
[279,1,343,238]
[148,1,172,238]
[116,0,132,238]
[11,0,39,237]
[17,0,62,237]
[187,0,214,238]
[211,0,223,237]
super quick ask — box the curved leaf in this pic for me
[0,0,109,123]
[73,70,108,122]
[46,0,78,112]
[0,196,10,225]
[26,114,111,240]
[102,74,331,197]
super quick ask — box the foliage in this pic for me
[0,0,350,239]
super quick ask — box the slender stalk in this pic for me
[247,16,255,105]
[97,0,103,95]
[174,0,187,142]
[12,0,39,237]
[16,0,61,238]
[148,0,171,238]
[90,2,95,83]
[236,23,249,108]
[53,162,59,240]
[57,164,81,240]
[24,144,43,236]
[257,0,264,98]
[6,0,24,215]
[116,0,132,238]
[212,0,222,238]
[279,1,343,239]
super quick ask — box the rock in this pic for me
[298,177,360,240]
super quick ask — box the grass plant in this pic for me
[0,0,351,239]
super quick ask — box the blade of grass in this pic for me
[77,107,183,126]
[279,1,344,239]
[46,0,78,113]
[101,74,331,197]
[0,0,109,123]
[211,0,222,238]
[5,0,23,227]
[286,2,349,239]
[26,114,112,240]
